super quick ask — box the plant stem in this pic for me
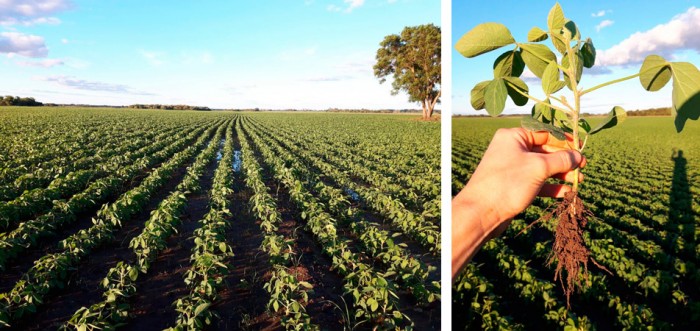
[580,73,640,96]
[504,81,572,115]
[548,95,575,113]
[564,39,582,193]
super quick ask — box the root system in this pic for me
[542,191,609,308]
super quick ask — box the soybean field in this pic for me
[0,108,441,330]
[452,117,700,330]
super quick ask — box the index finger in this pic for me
[526,130,582,150]
[523,130,552,147]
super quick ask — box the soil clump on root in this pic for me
[542,191,609,308]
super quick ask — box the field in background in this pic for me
[453,117,700,329]
[0,107,440,330]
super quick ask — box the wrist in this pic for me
[453,188,503,238]
[451,193,503,278]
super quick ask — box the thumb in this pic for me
[541,150,583,177]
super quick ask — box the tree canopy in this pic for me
[374,24,441,119]
[0,96,42,107]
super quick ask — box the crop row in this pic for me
[61,120,229,330]
[0,122,217,327]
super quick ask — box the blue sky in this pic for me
[452,1,700,115]
[0,0,439,109]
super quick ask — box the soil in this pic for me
[249,134,347,330]
[544,191,609,308]
[12,163,190,330]
[212,131,275,330]
[0,162,170,293]
[123,156,219,330]
[2,122,441,330]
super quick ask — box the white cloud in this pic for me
[327,0,365,13]
[596,19,614,32]
[0,0,71,26]
[42,75,154,95]
[591,10,611,17]
[0,31,48,57]
[345,0,365,12]
[0,16,60,26]
[60,38,68,44]
[139,50,165,66]
[520,69,540,84]
[16,58,63,67]
[597,7,700,67]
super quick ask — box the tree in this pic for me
[374,24,441,120]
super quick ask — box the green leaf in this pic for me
[484,78,508,116]
[547,3,566,32]
[563,20,580,41]
[527,27,548,42]
[579,118,592,133]
[493,50,525,78]
[521,116,566,140]
[542,61,566,95]
[455,23,516,58]
[581,38,596,68]
[128,267,139,281]
[503,77,529,106]
[470,80,490,110]
[369,298,379,312]
[562,51,583,89]
[669,62,700,132]
[639,55,672,92]
[519,43,557,78]
[194,303,210,317]
[589,106,626,134]
[531,100,549,121]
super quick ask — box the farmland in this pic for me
[0,107,440,330]
[453,117,700,330]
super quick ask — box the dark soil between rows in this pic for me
[211,128,276,330]
[0,160,176,293]
[123,147,220,330]
[12,163,191,331]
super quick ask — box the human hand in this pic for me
[452,128,585,277]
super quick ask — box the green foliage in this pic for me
[374,24,441,118]
[455,23,515,58]
[0,110,439,330]
[456,2,700,134]
[453,117,700,329]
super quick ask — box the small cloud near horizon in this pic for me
[42,75,154,95]
[16,58,64,67]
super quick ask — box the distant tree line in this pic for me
[128,104,211,111]
[627,107,672,116]
[0,96,43,106]
[325,108,440,114]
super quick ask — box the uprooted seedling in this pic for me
[457,2,700,306]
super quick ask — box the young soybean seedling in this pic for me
[455,3,700,307]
